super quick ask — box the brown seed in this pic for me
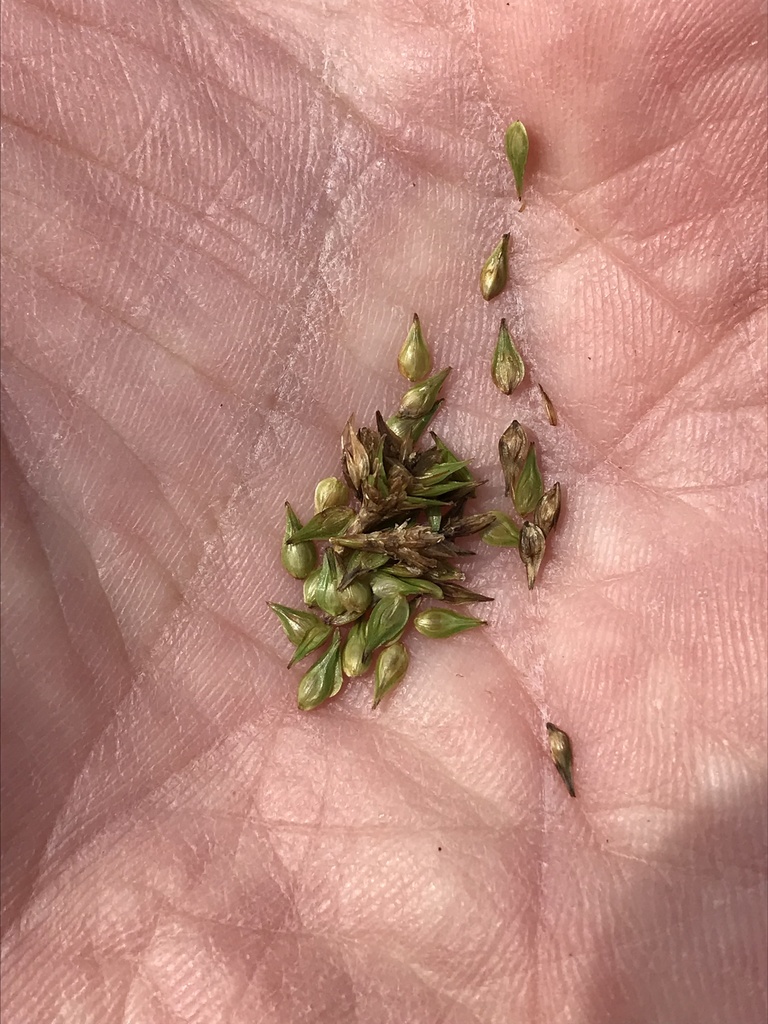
[538,384,558,426]
[546,722,575,797]
[519,521,546,589]
[533,482,561,537]
[479,233,510,301]
[498,420,528,497]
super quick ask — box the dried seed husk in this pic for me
[514,442,544,517]
[546,722,575,797]
[268,603,326,645]
[437,582,493,604]
[519,521,546,589]
[342,418,371,494]
[372,642,410,708]
[498,420,528,497]
[413,608,486,638]
[538,384,558,426]
[288,623,333,668]
[297,630,342,711]
[399,368,451,419]
[341,620,371,678]
[533,482,561,537]
[314,476,350,514]
[288,505,355,544]
[386,563,427,578]
[504,120,529,202]
[480,233,510,301]
[280,502,318,579]
[370,571,443,600]
[481,511,521,548]
[363,594,410,658]
[442,512,497,538]
[491,318,525,395]
[398,313,432,381]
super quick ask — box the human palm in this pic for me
[2,0,766,1021]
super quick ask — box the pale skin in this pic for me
[2,0,766,1020]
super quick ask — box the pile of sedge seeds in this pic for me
[269,120,574,796]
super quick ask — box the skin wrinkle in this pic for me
[3,354,197,559]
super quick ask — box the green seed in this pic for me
[372,642,410,709]
[314,550,347,617]
[491,318,525,395]
[338,550,390,588]
[303,566,322,607]
[363,595,410,659]
[280,502,318,579]
[519,521,546,590]
[287,505,355,544]
[267,603,325,645]
[546,722,575,797]
[498,420,528,497]
[399,368,451,419]
[314,476,350,514]
[297,631,342,711]
[533,482,562,537]
[430,432,475,484]
[398,313,432,381]
[481,511,521,548]
[504,120,529,203]
[342,619,372,678]
[479,233,510,301]
[339,576,373,617]
[413,608,486,638]
[288,623,333,668]
[370,571,443,600]
[387,400,443,445]
[514,442,544,517]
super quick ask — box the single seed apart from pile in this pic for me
[546,722,576,797]
[538,385,558,426]
[491,318,526,395]
[480,233,510,301]
[398,313,432,381]
[504,120,529,203]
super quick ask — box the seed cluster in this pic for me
[271,334,496,711]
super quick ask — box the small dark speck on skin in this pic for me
[437,846,442,851]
